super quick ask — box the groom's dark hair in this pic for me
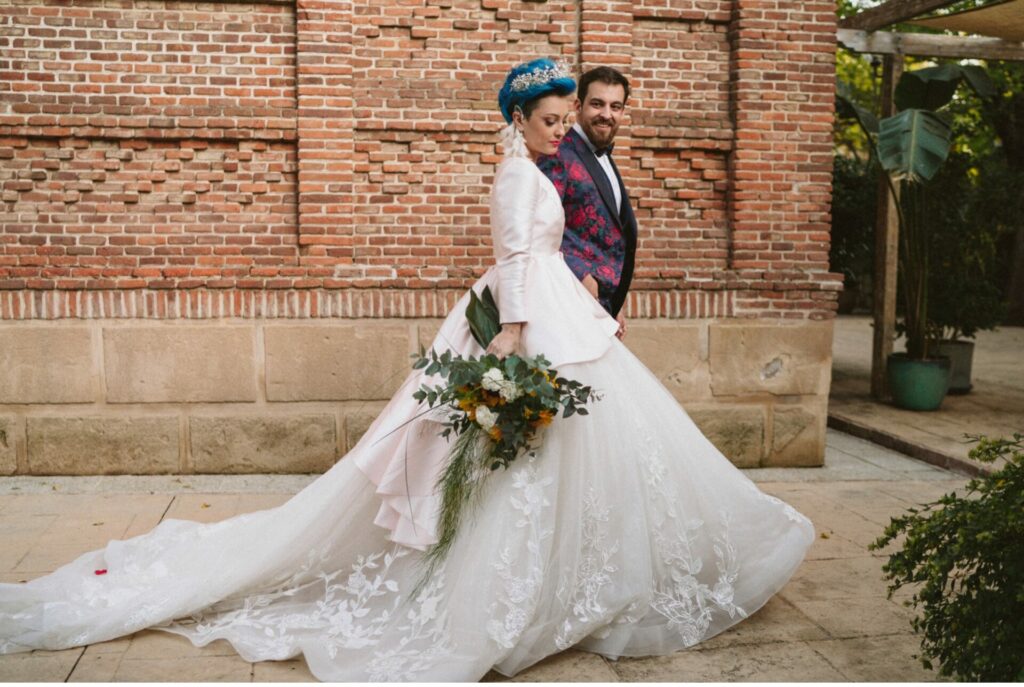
[578,66,630,105]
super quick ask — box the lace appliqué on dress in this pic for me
[487,461,553,648]
[554,487,620,650]
[634,412,748,647]
[168,545,454,681]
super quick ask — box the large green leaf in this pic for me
[836,82,879,134]
[895,64,996,111]
[895,65,961,111]
[878,109,952,184]
[959,64,996,100]
[466,285,501,349]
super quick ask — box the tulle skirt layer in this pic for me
[0,335,813,681]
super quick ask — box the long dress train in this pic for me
[0,156,814,681]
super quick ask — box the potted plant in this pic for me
[921,153,1008,393]
[837,64,995,410]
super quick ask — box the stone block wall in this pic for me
[0,0,839,473]
[0,318,831,474]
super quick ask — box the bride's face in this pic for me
[514,94,575,159]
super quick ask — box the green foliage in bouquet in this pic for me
[465,285,501,350]
[410,345,600,583]
[869,433,1024,681]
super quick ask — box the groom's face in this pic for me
[576,81,626,149]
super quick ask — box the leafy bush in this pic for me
[870,433,1024,681]
[830,154,876,308]
[921,152,1009,340]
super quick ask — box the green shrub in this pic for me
[870,433,1024,681]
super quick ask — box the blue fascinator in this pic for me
[497,58,576,124]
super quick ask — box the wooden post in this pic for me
[871,53,903,400]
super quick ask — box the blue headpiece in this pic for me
[498,58,576,124]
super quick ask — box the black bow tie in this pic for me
[594,144,614,158]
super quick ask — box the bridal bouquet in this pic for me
[411,286,600,572]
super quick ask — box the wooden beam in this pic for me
[872,55,904,401]
[838,28,1024,60]
[839,0,955,31]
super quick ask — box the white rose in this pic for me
[475,405,497,432]
[498,380,522,402]
[481,368,505,393]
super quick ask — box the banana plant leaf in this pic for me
[878,109,952,184]
[895,65,961,112]
[466,285,501,349]
[895,64,996,111]
[836,83,879,135]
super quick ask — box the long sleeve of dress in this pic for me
[489,158,537,325]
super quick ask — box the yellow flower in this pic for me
[488,426,503,441]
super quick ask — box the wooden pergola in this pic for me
[836,0,1024,400]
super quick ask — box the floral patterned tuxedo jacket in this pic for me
[537,127,638,318]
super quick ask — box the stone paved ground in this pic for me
[0,428,968,682]
[829,315,1024,474]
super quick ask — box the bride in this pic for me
[0,59,814,681]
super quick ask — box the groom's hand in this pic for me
[615,313,626,340]
[582,274,599,300]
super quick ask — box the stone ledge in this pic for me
[265,324,412,401]
[686,404,765,468]
[709,320,833,397]
[104,326,257,403]
[27,416,179,475]
[0,416,17,475]
[189,415,337,474]
[0,327,95,404]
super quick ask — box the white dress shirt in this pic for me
[572,122,621,213]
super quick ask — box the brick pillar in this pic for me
[727,0,838,317]
[296,0,355,270]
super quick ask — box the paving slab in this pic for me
[486,649,620,682]
[786,596,914,639]
[0,648,82,682]
[109,655,253,682]
[778,556,892,602]
[252,657,319,682]
[807,634,940,682]
[610,640,848,681]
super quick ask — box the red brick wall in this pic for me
[0,0,840,321]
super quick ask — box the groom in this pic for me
[537,66,637,339]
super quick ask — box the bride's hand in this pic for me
[486,323,523,358]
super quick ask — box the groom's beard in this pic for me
[582,117,618,147]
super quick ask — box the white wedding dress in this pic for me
[0,155,814,682]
